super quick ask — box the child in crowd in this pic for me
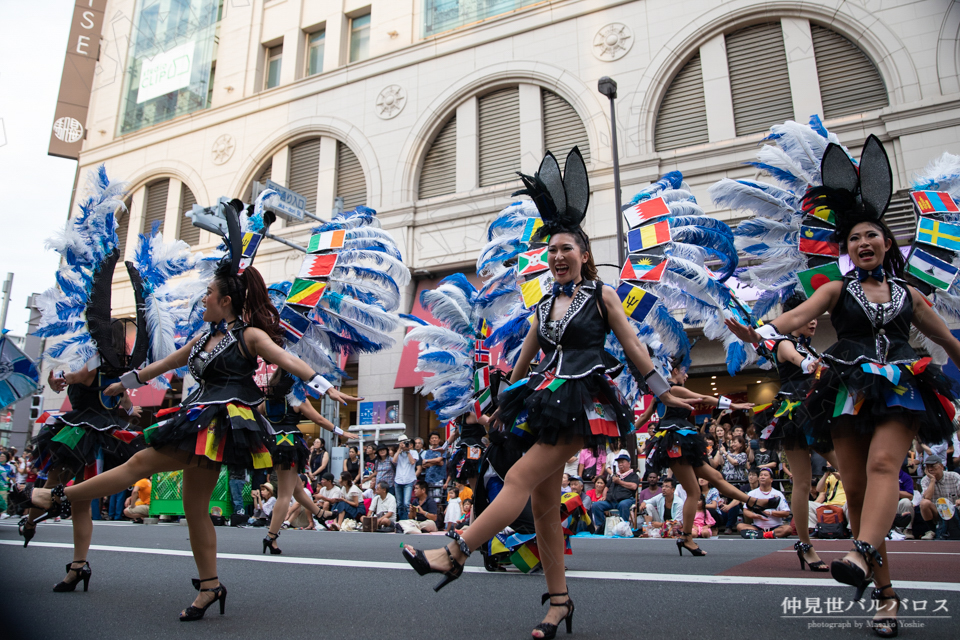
[692,494,716,538]
[444,488,462,532]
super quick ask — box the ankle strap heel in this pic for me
[534,592,575,638]
[180,577,227,622]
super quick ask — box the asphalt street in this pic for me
[1,520,957,640]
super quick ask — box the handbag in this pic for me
[603,514,622,537]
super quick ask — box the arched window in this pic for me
[179,184,200,246]
[654,53,709,152]
[115,207,130,260]
[479,87,521,187]
[244,161,273,203]
[419,116,457,199]
[542,89,590,167]
[811,25,888,119]
[726,22,794,137]
[143,178,170,235]
[336,142,366,210]
[289,138,322,214]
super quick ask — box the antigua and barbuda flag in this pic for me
[620,254,668,283]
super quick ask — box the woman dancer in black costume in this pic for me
[727,136,960,638]
[400,148,691,639]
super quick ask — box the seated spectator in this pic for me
[753,440,777,474]
[895,460,915,537]
[700,477,723,527]
[631,473,662,529]
[643,477,683,528]
[314,472,343,527]
[252,482,277,524]
[361,444,378,490]
[738,468,791,538]
[459,498,472,528]
[586,477,607,506]
[282,475,315,530]
[330,472,365,530]
[122,477,151,523]
[918,455,960,540]
[397,480,439,534]
[716,436,749,490]
[561,473,571,494]
[591,452,639,532]
[747,468,760,491]
[443,488,462,532]
[563,451,581,479]
[368,481,398,530]
[568,475,588,508]
[812,466,848,527]
[692,494,716,538]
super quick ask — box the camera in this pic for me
[824,466,836,473]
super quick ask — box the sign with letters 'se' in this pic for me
[137,41,196,103]
[263,179,307,220]
[48,0,107,160]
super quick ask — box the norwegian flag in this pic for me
[474,340,490,364]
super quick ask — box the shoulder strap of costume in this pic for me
[235,326,254,362]
[593,282,610,331]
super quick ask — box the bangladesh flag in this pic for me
[797,262,843,298]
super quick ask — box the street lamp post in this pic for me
[598,76,625,267]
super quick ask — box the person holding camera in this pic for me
[397,480,438,534]
[393,435,420,521]
[737,468,792,538]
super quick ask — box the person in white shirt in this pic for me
[643,477,684,526]
[314,473,344,527]
[393,435,420,521]
[253,483,277,520]
[369,481,398,529]
[737,469,791,537]
[444,488,462,532]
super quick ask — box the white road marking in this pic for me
[3,540,958,592]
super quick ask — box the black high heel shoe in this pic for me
[746,495,776,511]
[830,539,881,601]
[871,584,901,638]
[795,541,828,572]
[179,576,227,622]
[53,560,91,592]
[677,533,706,556]
[263,531,282,555]
[401,530,469,592]
[18,517,36,548]
[532,592,575,639]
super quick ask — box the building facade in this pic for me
[45,0,960,438]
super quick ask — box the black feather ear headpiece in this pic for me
[214,199,245,277]
[802,134,893,242]
[513,147,590,242]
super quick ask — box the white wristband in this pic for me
[800,354,818,375]
[717,396,731,410]
[756,324,785,341]
[54,371,66,381]
[334,427,344,436]
[306,373,333,396]
[126,405,138,416]
[120,370,145,389]
[644,370,671,398]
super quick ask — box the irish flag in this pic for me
[307,230,346,253]
[906,247,959,291]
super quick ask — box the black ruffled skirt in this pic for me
[498,371,632,450]
[145,401,275,471]
[802,357,958,445]
[643,419,709,473]
[755,397,834,454]
[451,443,484,480]
[270,426,310,473]
[33,417,142,480]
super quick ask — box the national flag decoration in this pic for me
[907,357,932,375]
[798,226,839,257]
[916,217,960,251]
[510,410,534,440]
[474,340,490,364]
[536,375,567,392]
[285,278,327,308]
[519,272,554,308]
[586,401,620,437]
[297,254,339,280]
[911,190,960,216]
[51,425,85,450]
[616,283,658,322]
[516,246,550,276]
[111,430,141,444]
[474,387,492,417]
[195,423,226,462]
[276,433,296,447]
[936,392,956,421]
[479,319,492,338]
[620,254,668,283]
[797,261,844,298]
[237,232,263,274]
[752,402,773,414]
[250,444,272,469]
[279,306,311,343]
[307,229,346,253]
[760,422,777,439]
[509,541,541,573]
[906,246,959,291]
[622,196,671,229]
[521,217,545,243]
[774,399,801,419]
[627,221,671,252]
[860,362,901,385]
[806,205,836,226]
[832,383,864,417]
[474,366,490,393]
[884,383,925,410]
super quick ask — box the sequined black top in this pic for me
[184,325,263,406]
[825,277,916,366]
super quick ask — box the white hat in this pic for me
[397,434,410,442]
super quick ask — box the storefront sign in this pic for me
[48,0,107,159]
[137,40,196,103]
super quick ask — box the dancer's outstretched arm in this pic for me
[295,399,357,441]
[910,287,960,365]
[103,338,199,395]
[725,281,840,342]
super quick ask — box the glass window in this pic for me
[307,31,325,76]
[349,14,371,63]
[422,1,539,38]
[117,0,221,136]
[265,45,282,89]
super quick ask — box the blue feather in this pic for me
[726,341,747,376]
[628,171,684,205]
[808,114,829,139]
[745,162,799,185]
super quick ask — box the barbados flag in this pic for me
[616,283,658,322]
[798,226,839,257]
[237,233,263,274]
[916,217,960,251]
